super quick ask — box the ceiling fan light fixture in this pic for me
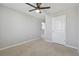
[35,9,41,13]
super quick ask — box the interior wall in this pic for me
[44,15,52,42]
[44,7,78,48]
[65,7,78,48]
[77,6,79,52]
[0,5,42,48]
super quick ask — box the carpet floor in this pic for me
[0,39,79,56]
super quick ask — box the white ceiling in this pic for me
[0,3,79,20]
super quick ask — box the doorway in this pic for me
[52,15,66,45]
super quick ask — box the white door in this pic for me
[52,15,66,45]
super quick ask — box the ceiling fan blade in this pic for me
[40,7,50,9]
[25,3,36,8]
[29,9,37,12]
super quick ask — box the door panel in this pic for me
[52,15,66,45]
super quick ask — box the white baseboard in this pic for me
[0,38,40,51]
[42,39,78,50]
[64,44,78,50]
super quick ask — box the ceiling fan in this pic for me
[25,3,50,13]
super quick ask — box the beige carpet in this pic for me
[0,39,79,56]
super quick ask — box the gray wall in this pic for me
[65,7,77,48]
[77,6,79,52]
[0,5,42,48]
[44,15,52,42]
[44,7,78,48]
